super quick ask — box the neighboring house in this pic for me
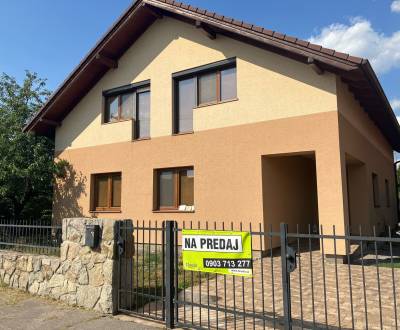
[25,0,400,236]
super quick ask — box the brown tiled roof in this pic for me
[24,0,400,151]
[151,0,365,64]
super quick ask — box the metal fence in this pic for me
[0,219,62,255]
[116,220,400,329]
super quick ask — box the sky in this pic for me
[0,0,399,122]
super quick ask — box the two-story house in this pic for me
[25,0,400,237]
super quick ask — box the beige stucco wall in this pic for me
[262,154,319,233]
[54,111,348,251]
[336,78,397,234]
[55,17,337,151]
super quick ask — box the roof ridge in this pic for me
[152,0,364,64]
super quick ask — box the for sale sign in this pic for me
[182,229,253,277]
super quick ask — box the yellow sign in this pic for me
[182,229,253,277]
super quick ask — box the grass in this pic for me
[378,261,400,268]
[120,248,213,311]
[0,281,30,305]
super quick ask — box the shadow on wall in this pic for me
[53,161,87,225]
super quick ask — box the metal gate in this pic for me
[117,220,166,322]
[117,220,400,329]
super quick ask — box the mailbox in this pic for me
[85,224,100,248]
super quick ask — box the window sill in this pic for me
[194,98,238,109]
[133,137,151,142]
[152,210,195,213]
[89,210,122,214]
[101,119,132,125]
[172,131,194,136]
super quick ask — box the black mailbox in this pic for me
[85,224,100,248]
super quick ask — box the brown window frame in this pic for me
[92,172,122,212]
[155,167,194,211]
[104,93,131,123]
[102,81,150,131]
[133,87,151,140]
[197,70,223,107]
[173,58,237,134]
[372,173,380,208]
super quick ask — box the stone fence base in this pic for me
[0,218,119,314]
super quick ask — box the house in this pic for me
[25,0,400,238]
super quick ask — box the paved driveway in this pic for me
[0,285,160,330]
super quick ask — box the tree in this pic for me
[0,71,65,221]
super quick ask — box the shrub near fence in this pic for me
[0,219,62,256]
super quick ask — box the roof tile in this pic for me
[223,16,234,23]
[242,22,252,29]
[284,35,297,43]
[320,47,335,56]
[196,8,206,14]
[333,51,349,60]
[232,19,243,26]
[295,39,309,47]
[214,13,223,20]
[262,29,274,36]
[252,25,264,33]
[347,55,363,64]
[180,3,189,9]
[205,10,215,18]
[273,32,285,39]
[308,43,322,51]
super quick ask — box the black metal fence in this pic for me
[117,220,400,329]
[0,219,62,255]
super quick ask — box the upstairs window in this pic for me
[104,93,133,123]
[103,81,150,139]
[92,172,121,212]
[173,58,237,134]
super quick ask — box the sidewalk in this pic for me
[0,285,160,330]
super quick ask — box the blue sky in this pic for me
[0,0,399,119]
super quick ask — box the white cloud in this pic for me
[391,99,400,111]
[391,0,400,12]
[309,17,400,74]
[397,116,400,124]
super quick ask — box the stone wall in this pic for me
[0,218,118,314]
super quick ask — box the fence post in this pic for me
[280,223,292,330]
[165,220,176,329]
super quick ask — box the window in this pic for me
[174,59,237,134]
[176,78,196,133]
[156,167,194,211]
[103,82,150,139]
[136,89,150,139]
[372,173,380,208]
[104,93,134,123]
[385,179,391,207]
[92,173,121,211]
